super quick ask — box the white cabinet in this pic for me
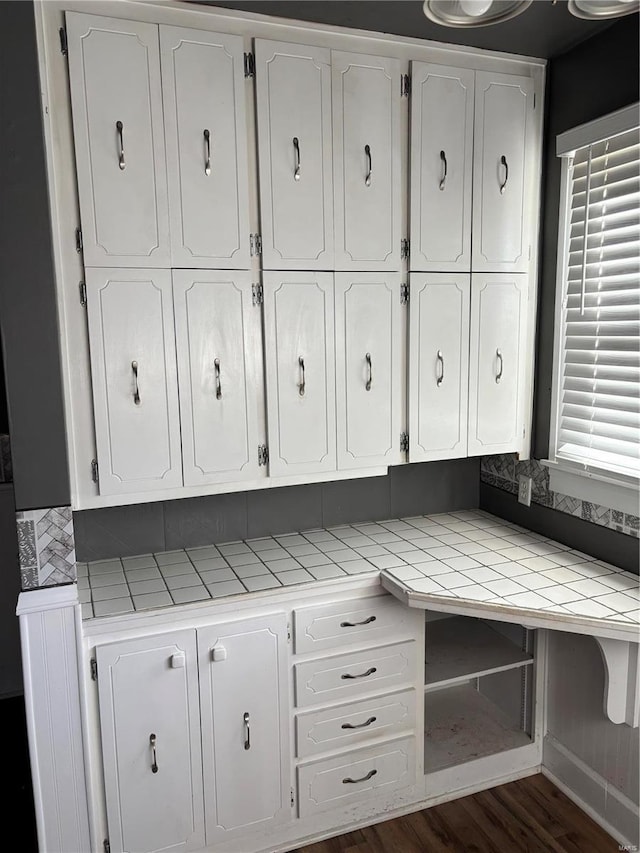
[472,72,534,273]
[85,269,183,495]
[96,631,205,853]
[468,274,528,455]
[198,614,291,843]
[409,274,470,462]
[332,51,401,271]
[263,272,336,476]
[255,40,333,270]
[173,271,262,486]
[66,13,170,268]
[409,63,474,272]
[335,274,402,469]
[160,26,251,268]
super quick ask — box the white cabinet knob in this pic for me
[212,645,227,662]
[170,653,185,669]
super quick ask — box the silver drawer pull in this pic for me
[341,667,377,680]
[343,769,377,784]
[116,120,125,170]
[298,356,305,397]
[214,358,222,400]
[499,154,508,194]
[293,136,301,181]
[149,733,158,773]
[340,616,376,628]
[436,350,444,387]
[204,128,211,176]
[131,360,141,405]
[439,149,447,191]
[243,712,250,750]
[496,348,503,384]
[341,716,377,730]
[365,352,372,391]
[365,144,372,187]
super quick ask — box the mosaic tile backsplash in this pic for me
[16,505,76,589]
[481,454,639,539]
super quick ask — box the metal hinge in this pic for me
[90,658,97,681]
[400,238,410,260]
[91,459,99,484]
[79,281,87,307]
[258,444,269,467]
[250,233,262,256]
[401,74,411,97]
[75,228,83,253]
[244,52,255,78]
[400,282,409,305]
[104,840,110,853]
[252,283,264,306]
[400,432,409,453]
[59,26,68,56]
[290,788,295,808]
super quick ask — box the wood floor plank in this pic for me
[458,785,551,853]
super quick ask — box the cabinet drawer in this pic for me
[295,641,416,708]
[296,689,416,759]
[297,736,416,817]
[294,595,414,654]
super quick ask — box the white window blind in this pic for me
[557,124,640,478]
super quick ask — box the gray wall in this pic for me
[0,485,22,698]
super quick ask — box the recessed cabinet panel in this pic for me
[263,272,336,476]
[96,632,204,853]
[472,72,534,272]
[86,269,182,494]
[173,272,261,486]
[199,615,290,843]
[255,40,333,269]
[409,274,470,462]
[335,274,401,469]
[66,13,170,267]
[160,26,251,268]
[332,51,401,271]
[410,63,474,272]
[468,274,528,455]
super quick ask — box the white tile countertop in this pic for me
[78,510,639,642]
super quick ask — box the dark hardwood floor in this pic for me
[289,774,620,853]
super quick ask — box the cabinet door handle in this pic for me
[341,716,377,730]
[439,149,447,191]
[131,361,141,405]
[214,358,222,399]
[116,120,125,171]
[149,733,158,773]
[340,616,376,628]
[204,128,211,176]
[293,136,301,181]
[365,352,372,391]
[341,667,377,680]
[436,350,444,387]
[243,712,251,750]
[298,356,305,396]
[343,769,377,784]
[499,155,509,194]
[365,144,372,187]
[496,348,503,384]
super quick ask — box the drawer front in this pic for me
[295,641,416,708]
[294,595,414,654]
[296,689,416,759]
[297,737,416,817]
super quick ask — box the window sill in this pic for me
[542,460,639,517]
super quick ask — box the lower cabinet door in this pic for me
[468,274,528,455]
[173,271,262,485]
[199,614,291,843]
[408,274,470,461]
[86,268,183,495]
[96,631,204,853]
[335,273,402,469]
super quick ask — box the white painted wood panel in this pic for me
[409,62,474,272]
[160,26,251,268]
[173,271,261,486]
[468,274,528,455]
[66,13,170,267]
[96,631,204,853]
[255,39,333,269]
[332,51,401,271]
[263,272,336,476]
[472,72,534,272]
[198,614,291,843]
[409,274,470,461]
[85,269,182,495]
[335,273,401,469]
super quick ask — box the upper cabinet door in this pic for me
[255,40,333,270]
[263,272,336,476]
[409,274,470,462]
[173,271,262,486]
[472,72,534,273]
[160,26,251,269]
[468,274,528,456]
[66,13,170,268]
[335,274,402,469]
[409,63,474,272]
[86,269,183,495]
[332,51,401,271]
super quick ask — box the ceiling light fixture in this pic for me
[568,0,639,19]
[422,0,533,28]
